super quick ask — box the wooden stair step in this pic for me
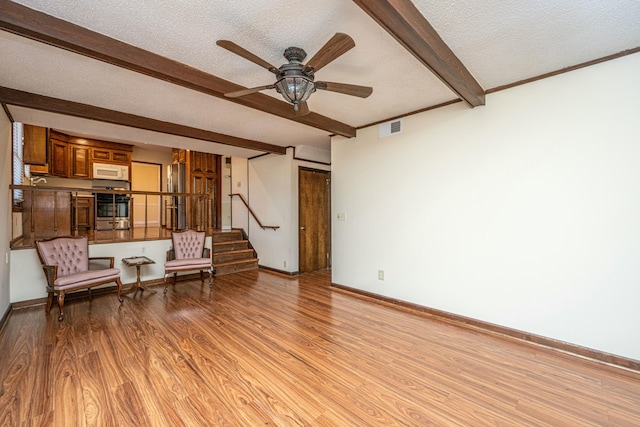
[214,258,259,276]
[213,249,255,264]
[213,240,249,251]
[212,230,244,243]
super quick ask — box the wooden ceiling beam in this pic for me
[0,0,356,137]
[0,86,287,154]
[353,0,485,107]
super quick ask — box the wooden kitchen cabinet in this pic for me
[22,191,71,240]
[23,124,48,165]
[49,139,69,177]
[50,139,91,179]
[91,147,131,164]
[69,144,91,179]
[111,149,131,164]
[72,196,94,230]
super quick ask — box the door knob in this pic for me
[300,226,305,230]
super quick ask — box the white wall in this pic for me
[248,150,295,271]
[231,157,249,233]
[0,112,12,316]
[10,237,212,302]
[244,148,330,273]
[332,53,640,360]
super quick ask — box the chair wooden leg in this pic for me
[173,273,177,285]
[57,292,66,322]
[163,274,169,294]
[116,278,123,303]
[200,270,204,284]
[46,292,54,313]
[88,288,93,301]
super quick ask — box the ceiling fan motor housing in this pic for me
[283,46,307,63]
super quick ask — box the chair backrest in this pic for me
[172,230,206,259]
[35,236,89,277]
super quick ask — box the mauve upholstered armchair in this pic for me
[164,230,214,293]
[35,236,123,321]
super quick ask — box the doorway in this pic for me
[298,167,331,273]
[131,162,162,227]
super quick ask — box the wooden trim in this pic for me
[215,155,223,230]
[352,0,484,107]
[356,46,640,131]
[292,146,332,166]
[1,102,14,122]
[0,0,356,138]
[486,46,640,94]
[50,129,133,151]
[0,86,286,155]
[0,304,11,334]
[331,282,640,373]
[258,265,299,277]
[356,98,462,130]
[247,152,272,161]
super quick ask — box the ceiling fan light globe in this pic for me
[275,76,316,104]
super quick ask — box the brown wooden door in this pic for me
[299,168,330,273]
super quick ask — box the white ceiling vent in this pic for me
[379,119,403,138]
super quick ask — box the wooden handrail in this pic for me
[229,193,279,230]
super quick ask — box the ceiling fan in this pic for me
[216,33,373,116]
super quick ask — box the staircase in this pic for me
[212,229,259,276]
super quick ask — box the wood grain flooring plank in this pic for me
[76,351,119,426]
[113,381,153,427]
[1,270,640,425]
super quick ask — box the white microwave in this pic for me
[92,163,129,181]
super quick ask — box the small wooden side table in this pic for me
[122,256,156,295]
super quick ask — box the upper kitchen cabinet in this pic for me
[49,137,69,177]
[69,144,91,179]
[91,147,132,165]
[49,133,91,179]
[23,124,48,165]
[46,130,133,179]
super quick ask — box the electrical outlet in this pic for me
[378,270,384,280]
[141,246,146,253]
[337,212,347,221]
[283,260,287,268]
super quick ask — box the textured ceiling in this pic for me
[1,0,639,158]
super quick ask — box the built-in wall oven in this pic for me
[93,180,131,230]
[95,193,131,230]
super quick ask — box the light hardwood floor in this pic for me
[1,270,639,426]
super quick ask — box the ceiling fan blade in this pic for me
[295,102,310,117]
[315,81,373,98]
[305,33,355,73]
[224,85,274,98]
[216,40,279,74]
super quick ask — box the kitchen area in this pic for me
[12,123,222,248]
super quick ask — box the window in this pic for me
[12,122,24,205]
